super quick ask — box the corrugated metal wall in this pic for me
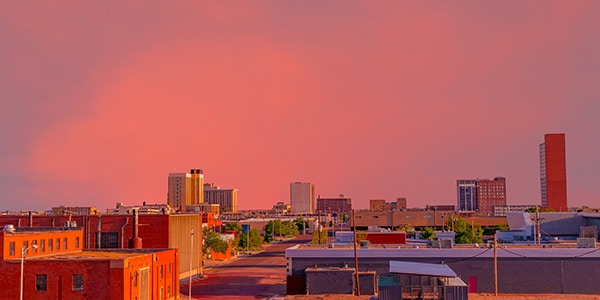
[168,214,202,279]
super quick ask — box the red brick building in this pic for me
[540,133,568,211]
[0,227,179,299]
[477,177,507,216]
[0,212,202,280]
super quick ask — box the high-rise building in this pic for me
[477,177,507,216]
[290,182,315,214]
[540,133,568,211]
[457,178,507,214]
[167,169,204,211]
[457,179,478,211]
[204,183,238,213]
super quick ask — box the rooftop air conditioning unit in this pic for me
[3,224,16,233]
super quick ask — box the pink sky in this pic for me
[1,2,599,211]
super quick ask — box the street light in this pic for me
[20,244,38,300]
[189,229,194,300]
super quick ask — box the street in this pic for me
[182,234,312,299]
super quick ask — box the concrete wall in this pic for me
[289,254,600,294]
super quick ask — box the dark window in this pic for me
[48,239,53,251]
[9,242,15,256]
[133,272,138,287]
[32,240,38,253]
[73,274,84,291]
[40,240,46,252]
[36,274,47,291]
[75,237,80,248]
[23,241,29,254]
[64,237,68,250]
[56,238,61,250]
[97,232,119,248]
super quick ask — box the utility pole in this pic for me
[352,210,360,296]
[494,233,498,296]
[536,206,542,245]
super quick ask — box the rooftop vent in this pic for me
[3,224,16,233]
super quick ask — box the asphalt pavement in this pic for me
[182,234,312,299]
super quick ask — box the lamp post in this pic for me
[189,229,194,300]
[20,244,38,300]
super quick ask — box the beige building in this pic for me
[51,205,97,215]
[204,183,238,213]
[290,182,315,214]
[167,169,204,211]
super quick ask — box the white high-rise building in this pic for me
[167,169,204,211]
[290,182,315,214]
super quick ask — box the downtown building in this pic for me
[290,182,315,214]
[204,183,238,213]
[457,177,507,216]
[167,169,204,212]
[540,133,568,211]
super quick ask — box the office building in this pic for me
[477,177,507,216]
[457,179,478,211]
[167,169,204,211]
[540,133,568,211]
[204,183,238,213]
[457,178,507,215]
[290,182,315,214]
[316,196,352,214]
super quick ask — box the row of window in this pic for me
[35,274,84,291]
[8,236,80,257]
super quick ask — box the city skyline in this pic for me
[2,2,600,211]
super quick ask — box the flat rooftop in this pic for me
[286,244,600,259]
[24,249,172,261]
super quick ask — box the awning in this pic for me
[389,261,457,277]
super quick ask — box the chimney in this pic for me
[29,211,33,227]
[129,209,142,249]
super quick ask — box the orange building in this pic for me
[0,227,180,300]
[0,212,202,280]
[540,133,568,211]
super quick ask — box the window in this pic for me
[133,271,138,287]
[97,232,119,248]
[75,237,80,249]
[160,265,163,278]
[48,239,53,251]
[32,240,38,253]
[23,241,29,254]
[73,274,84,291]
[40,240,45,252]
[36,274,47,291]
[9,242,15,256]
[64,237,68,250]
[56,238,61,250]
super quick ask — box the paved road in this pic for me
[183,235,312,299]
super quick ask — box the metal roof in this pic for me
[389,261,457,277]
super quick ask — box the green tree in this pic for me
[483,224,509,236]
[238,228,263,251]
[224,222,242,234]
[312,227,328,244]
[420,227,436,240]
[450,217,483,244]
[294,217,307,232]
[203,230,229,255]
[282,220,299,236]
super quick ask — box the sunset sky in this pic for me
[2,2,599,212]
